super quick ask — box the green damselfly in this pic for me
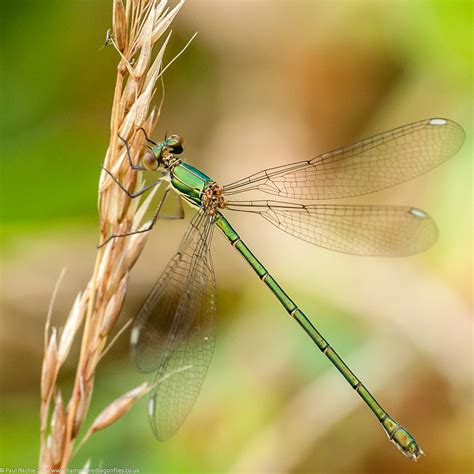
[102,118,464,460]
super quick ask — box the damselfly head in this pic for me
[166,134,184,155]
[142,134,184,171]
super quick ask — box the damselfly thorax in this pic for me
[143,133,227,214]
[200,183,226,215]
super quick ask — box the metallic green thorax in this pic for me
[214,212,423,461]
[171,163,214,207]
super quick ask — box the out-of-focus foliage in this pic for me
[0,1,472,473]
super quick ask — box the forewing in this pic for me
[227,201,438,256]
[130,211,216,440]
[224,118,464,200]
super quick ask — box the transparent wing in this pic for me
[159,190,185,220]
[226,200,438,256]
[130,210,216,440]
[224,118,465,200]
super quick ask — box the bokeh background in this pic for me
[1,1,472,473]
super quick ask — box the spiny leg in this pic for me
[118,133,147,171]
[103,130,165,197]
[101,165,162,199]
[99,188,173,248]
[136,127,158,146]
[100,130,166,247]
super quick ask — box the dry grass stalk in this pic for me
[73,382,153,456]
[39,0,186,468]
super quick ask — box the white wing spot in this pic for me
[429,118,448,126]
[148,396,156,417]
[410,208,427,219]
[130,327,140,345]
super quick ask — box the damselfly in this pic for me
[102,118,464,460]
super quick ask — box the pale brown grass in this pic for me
[39,0,186,468]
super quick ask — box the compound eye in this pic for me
[168,134,184,154]
[143,150,159,171]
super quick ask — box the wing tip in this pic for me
[427,117,466,152]
[427,116,465,133]
[406,207,439,255]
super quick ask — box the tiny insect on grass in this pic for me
[103,117,464,460]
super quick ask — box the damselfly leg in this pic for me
[98,133,173,247]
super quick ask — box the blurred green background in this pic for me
[0,1,472,473]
